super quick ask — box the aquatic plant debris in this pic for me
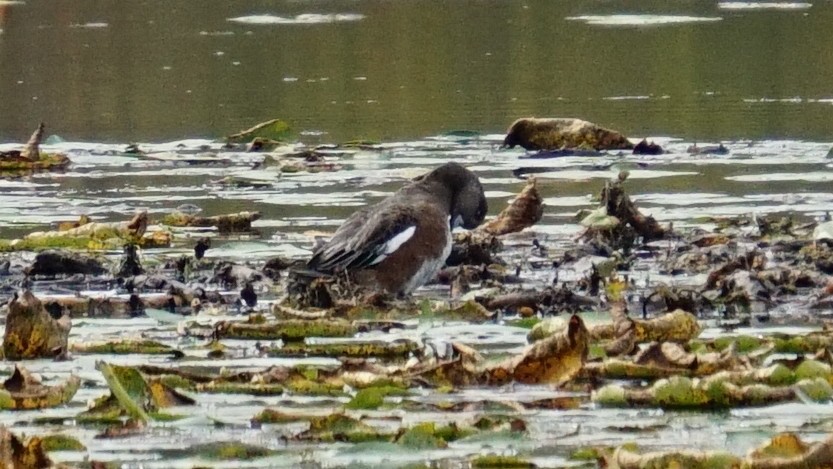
[0,123,70,173]
[4,290,71,360]
[2,123,833,466]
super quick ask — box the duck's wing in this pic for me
[307,205,419,272]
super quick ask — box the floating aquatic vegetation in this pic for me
[69,339,179,356]
[2,123,833,466]
[0,123,70,174]
[88,362,193,423]
[600,431,833,468]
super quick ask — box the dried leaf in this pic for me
[479,178,544,236]
[0,426,52,468]
[4,290,71,360]
[488,314,589,385]
[0,366,79,411]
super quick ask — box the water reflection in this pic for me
[0,0,832,142]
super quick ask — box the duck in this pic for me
[306,162,487,295]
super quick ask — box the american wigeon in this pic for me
[307,162,487,295]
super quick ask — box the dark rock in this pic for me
[28,250,107,277]
[632,139,664,155]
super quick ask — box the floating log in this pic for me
[160,211,261,233]
[22,211,147,242]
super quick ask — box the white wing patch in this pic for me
[370,225,416,265]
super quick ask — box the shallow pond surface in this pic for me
[1,0,833,467]
[0,133,829,467]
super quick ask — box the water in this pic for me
[2,0,833,142]
[2,0,833,467]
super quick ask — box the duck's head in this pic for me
[418,162,487,229]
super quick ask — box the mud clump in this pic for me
[502,117,634,151]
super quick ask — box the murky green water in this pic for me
[2,1,833,467]
[2,0,833,142]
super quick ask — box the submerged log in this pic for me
[502,117,634,151]
[478,178,544,236]
[4,290,71,360]
[160,211,261,233]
